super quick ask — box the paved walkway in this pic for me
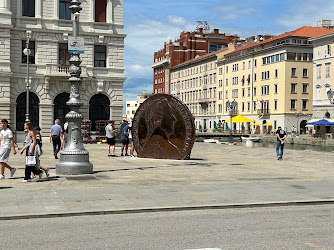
[1,141,334,219]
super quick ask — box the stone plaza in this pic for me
[0,141,333,219]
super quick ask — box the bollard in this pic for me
[245,138,254,148]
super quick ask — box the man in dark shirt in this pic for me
[276,126,287,160]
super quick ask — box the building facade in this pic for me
[217,26,334,134]
[0,0,125,138]
[170,52,219,131]
[152,26,243,95]
[310,32,334,118]
[125,92,152,122]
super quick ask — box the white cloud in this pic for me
[214,6,256,20]
[276,0,334,29]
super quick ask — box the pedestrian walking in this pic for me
[128,122,135,157]
[105,120,116,157]
[0,119,17,180]
[120,120,129,156]
[32,126,50,178]
[20,122,43,182]
[292,126,295,136]
[276,126,287,160]
[50,119,63,159]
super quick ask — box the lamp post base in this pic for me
[56,154,93,175]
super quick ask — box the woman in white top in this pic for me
[0,119,17,180]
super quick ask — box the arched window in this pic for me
[54,93,70,126]
[89,94,110,130]
[16,92,39,131]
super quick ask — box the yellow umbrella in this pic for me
[252,123,260,126]
[225,115,254,123]
[263,123,272,126]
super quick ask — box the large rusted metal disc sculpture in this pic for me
[132,94,195,160]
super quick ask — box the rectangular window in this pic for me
[242,102,245,112]
[22,40,35,64]
[219,67,222,75]
[58,43,71,66]
[290,99,296,110]
[274,100,277,110]
[226,66,228,74]
[317,64,321,79]
[95,0,107,22]
[302,99,308,110]
[326,63,330,78]
[232,89,238,98]
[225,90,228,99]
[261,85,270,95]
[291,83,297,93]
[302,84,308,94]
[94,45,106,67]
[243,62,245,70]
[59,0,71,20]
[275,69,278,78]
[303,68,308,78]
[254,73,257,82]
[274,84,278,94]
[253,87,257,96]
[218,104,222,113]
[247,102,250,111]
[291,68,297,77]
[22,0,35,17]
[219,91,222,100]
[248,87,250,97]
[242,88,245,97]
[254,59,257,67]
[226,79,228,86]
[248,60,251,69]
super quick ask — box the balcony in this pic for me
[151,57,169,68]
[257,109,270,116]
[45,64,87,77]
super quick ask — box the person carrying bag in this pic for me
[20,122,43,182]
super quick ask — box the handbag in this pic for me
[26,155,36,166]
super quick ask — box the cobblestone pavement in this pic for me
[0,141,334,218]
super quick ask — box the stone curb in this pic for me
[1,200,334,221]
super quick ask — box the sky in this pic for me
[123,0,334,109]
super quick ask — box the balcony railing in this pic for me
[257,109,270,116]
[45,64,87,77]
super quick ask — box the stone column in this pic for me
[0,0,11,25]
[107,0,113,23]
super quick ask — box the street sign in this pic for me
[68,36,84,53]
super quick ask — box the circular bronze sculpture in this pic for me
[132,94,195,160]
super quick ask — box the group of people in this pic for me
[105,120,134,157]
[0,119,50,182]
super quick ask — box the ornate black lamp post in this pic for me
[56,0,93,174]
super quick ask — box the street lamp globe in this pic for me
[23,48,31,56]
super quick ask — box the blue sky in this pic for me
[123,0,334,109]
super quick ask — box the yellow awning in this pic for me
[252,123,260,126]
[225,115,254,123]
[263,123,272,126]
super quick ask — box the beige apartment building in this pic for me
[170,51,219,131]
[125,92,152,122]
[310,32,334,118]
[217,26,334,134]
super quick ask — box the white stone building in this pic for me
[310,31,334,118]
[0,0,125,139]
